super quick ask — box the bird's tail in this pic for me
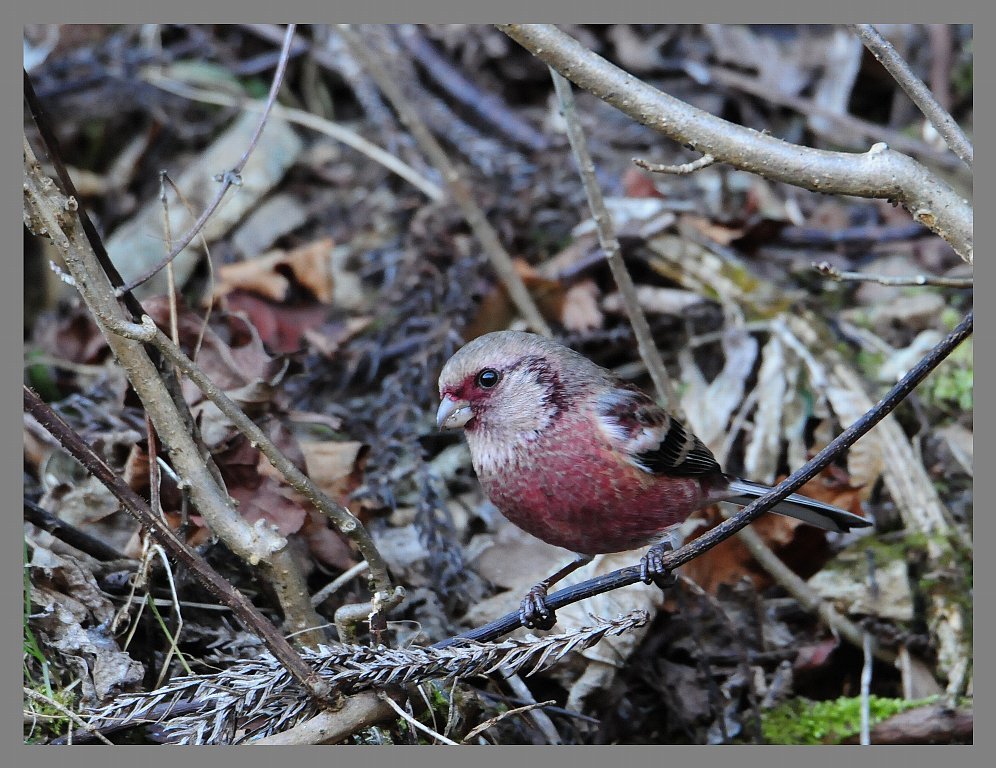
[724,477,871,533]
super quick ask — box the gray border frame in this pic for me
[12,7,984,767]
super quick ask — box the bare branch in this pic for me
[550,68,680,413]
[98,315,398,607]
[497,24,973,263]
[814,260,972,288]
[850,24,973,169]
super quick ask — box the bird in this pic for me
[436,330,871,629]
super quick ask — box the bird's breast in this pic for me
[472,420,709,555]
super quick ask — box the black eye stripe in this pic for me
[476,369,501,388]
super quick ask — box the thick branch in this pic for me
[497,24,973,264]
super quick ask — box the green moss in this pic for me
[925,338,973,412]
[761,695,937,744]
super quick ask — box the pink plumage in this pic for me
[436,330,869,626]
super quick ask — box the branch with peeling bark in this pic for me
[496,24,973,264]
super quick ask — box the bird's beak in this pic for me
[436,395,473,430]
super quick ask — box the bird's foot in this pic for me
[519,583,557,630]
[640,541,677,590]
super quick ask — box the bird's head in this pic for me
[436,331,588,442]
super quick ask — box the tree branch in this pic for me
[850,24,972,169]
[496,24,973,264]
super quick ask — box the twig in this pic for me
[121,24,297,292]
[634,154,716,175]
[25,138,331,645]
[253,690,395,745]
[336,23,551,336]
[435,309,973,649]
[850,24,973,169]
[550,68,680,412]
[497,25,973,263]
[24,687,114,746]
[501,672,562,744]
[861,630,874,744]
[379,692,459,745]
[24,137,284,567]
[23,387,333,704]
[312,561,370,607]
[23,499,127,562]
[461,698,558,744]
[814,260,972,288]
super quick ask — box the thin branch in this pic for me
[500,672,562,744]
[24,140,335,686]
[850,24,973,169]
[121,24,298,292]
[23,387,333,704]
[312,561,370,608]
[335,23,551,336]
[497,24,973,263]
[461,698,557,744]
[634,153,716,175]
[23,498,127,562]
[814,261,972,288]
[379,692,459,745]
[550,68,680,413]
[435,309,973,649]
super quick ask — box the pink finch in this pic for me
[437,330,870,628]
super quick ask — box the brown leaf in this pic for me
[225,290,330,353]
[213,238,336,304]
[300,511,357,570]
[298,439,368,506]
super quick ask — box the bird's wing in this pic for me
[594,386,722,476]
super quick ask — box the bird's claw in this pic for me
[519,584,557,630]
[640,541,677,590]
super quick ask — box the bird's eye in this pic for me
[476,369,501,389]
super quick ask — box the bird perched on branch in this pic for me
[437,330,870,629]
